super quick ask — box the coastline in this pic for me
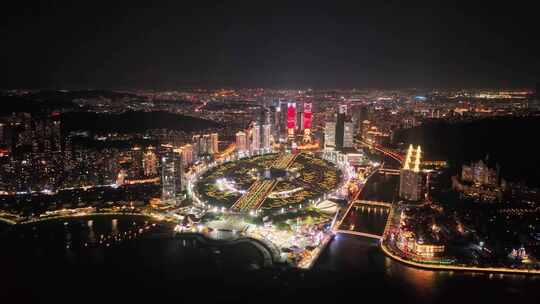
[379,241,540,275]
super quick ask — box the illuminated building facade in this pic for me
[343,121,354,148]
[287,102,296,139]
[201,134,210,155]
[161,151,177,203]
[324,105,353,150]
[262,123,271,151]
[278,102,288,141]
[361,120,371,140]
[116,169,127,186]
[274,105,282,140]
[399,145,424,201]
[335,104,347,149]
[324,122,336,149]
[251,123,261,152]
[143,147,158,177]
[235,131,247,153]
[296,105,303,131]
[397,231,445,258]
[161,147,183,204]
[180,144,194,166]
[192,133,218,157]
[303,102,312,143]
[210,133,219,154]
[461,159,498,186]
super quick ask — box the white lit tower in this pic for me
[160,146,183,204]
[399,145,424,201]
[251,122,261,153]
[161,150,177,203]
[273,105,281,140]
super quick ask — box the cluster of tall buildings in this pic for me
[461,159,499,186]
[399,145,425,201]
[191,133,218,159]
[452,158,505,202]
[0,112,62,155]
[272,101,313,143]
[0,142,164,193]
[115,146,159,186]
[235,114,272,155]
[324,104,354,150]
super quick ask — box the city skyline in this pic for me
[2,2,540,303]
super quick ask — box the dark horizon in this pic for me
[2,2,539,90]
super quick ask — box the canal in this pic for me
[338,203,389,236]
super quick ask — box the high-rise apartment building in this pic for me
[324,122,336,149]
[236,131,248,153]
[143,147,158,177]
[262,123,271,151]
[251,123,261,152]
[210,133,219,154]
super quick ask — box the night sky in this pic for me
[2,2,539,89]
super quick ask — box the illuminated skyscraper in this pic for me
[335,104,347,149]
[192,135,201,159]
[296,106,303,131]
[361,120,371,140]
[201,134,210,155]
[236,131,248,153]
[210,133,219,154]
[324,122,336,149]
[180,144,194,166]
[399,145,424,201]
[279,102,288,141]
[343,121,354,148]
[274,105,281,138]
[287,102,296,139]
[251,123,261,152]
[303,102,312,130]
[161,147,183,204]
[143,147,158,177]
[303,102,312,143]
[262,123,271,151]
[124,146,144,179]
[161,151,177,203]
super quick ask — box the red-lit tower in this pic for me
[287,102,296,139]
[302,102,312,143]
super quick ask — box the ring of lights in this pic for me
[194,152,341,212]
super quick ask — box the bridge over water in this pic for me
[334,200,392,240]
